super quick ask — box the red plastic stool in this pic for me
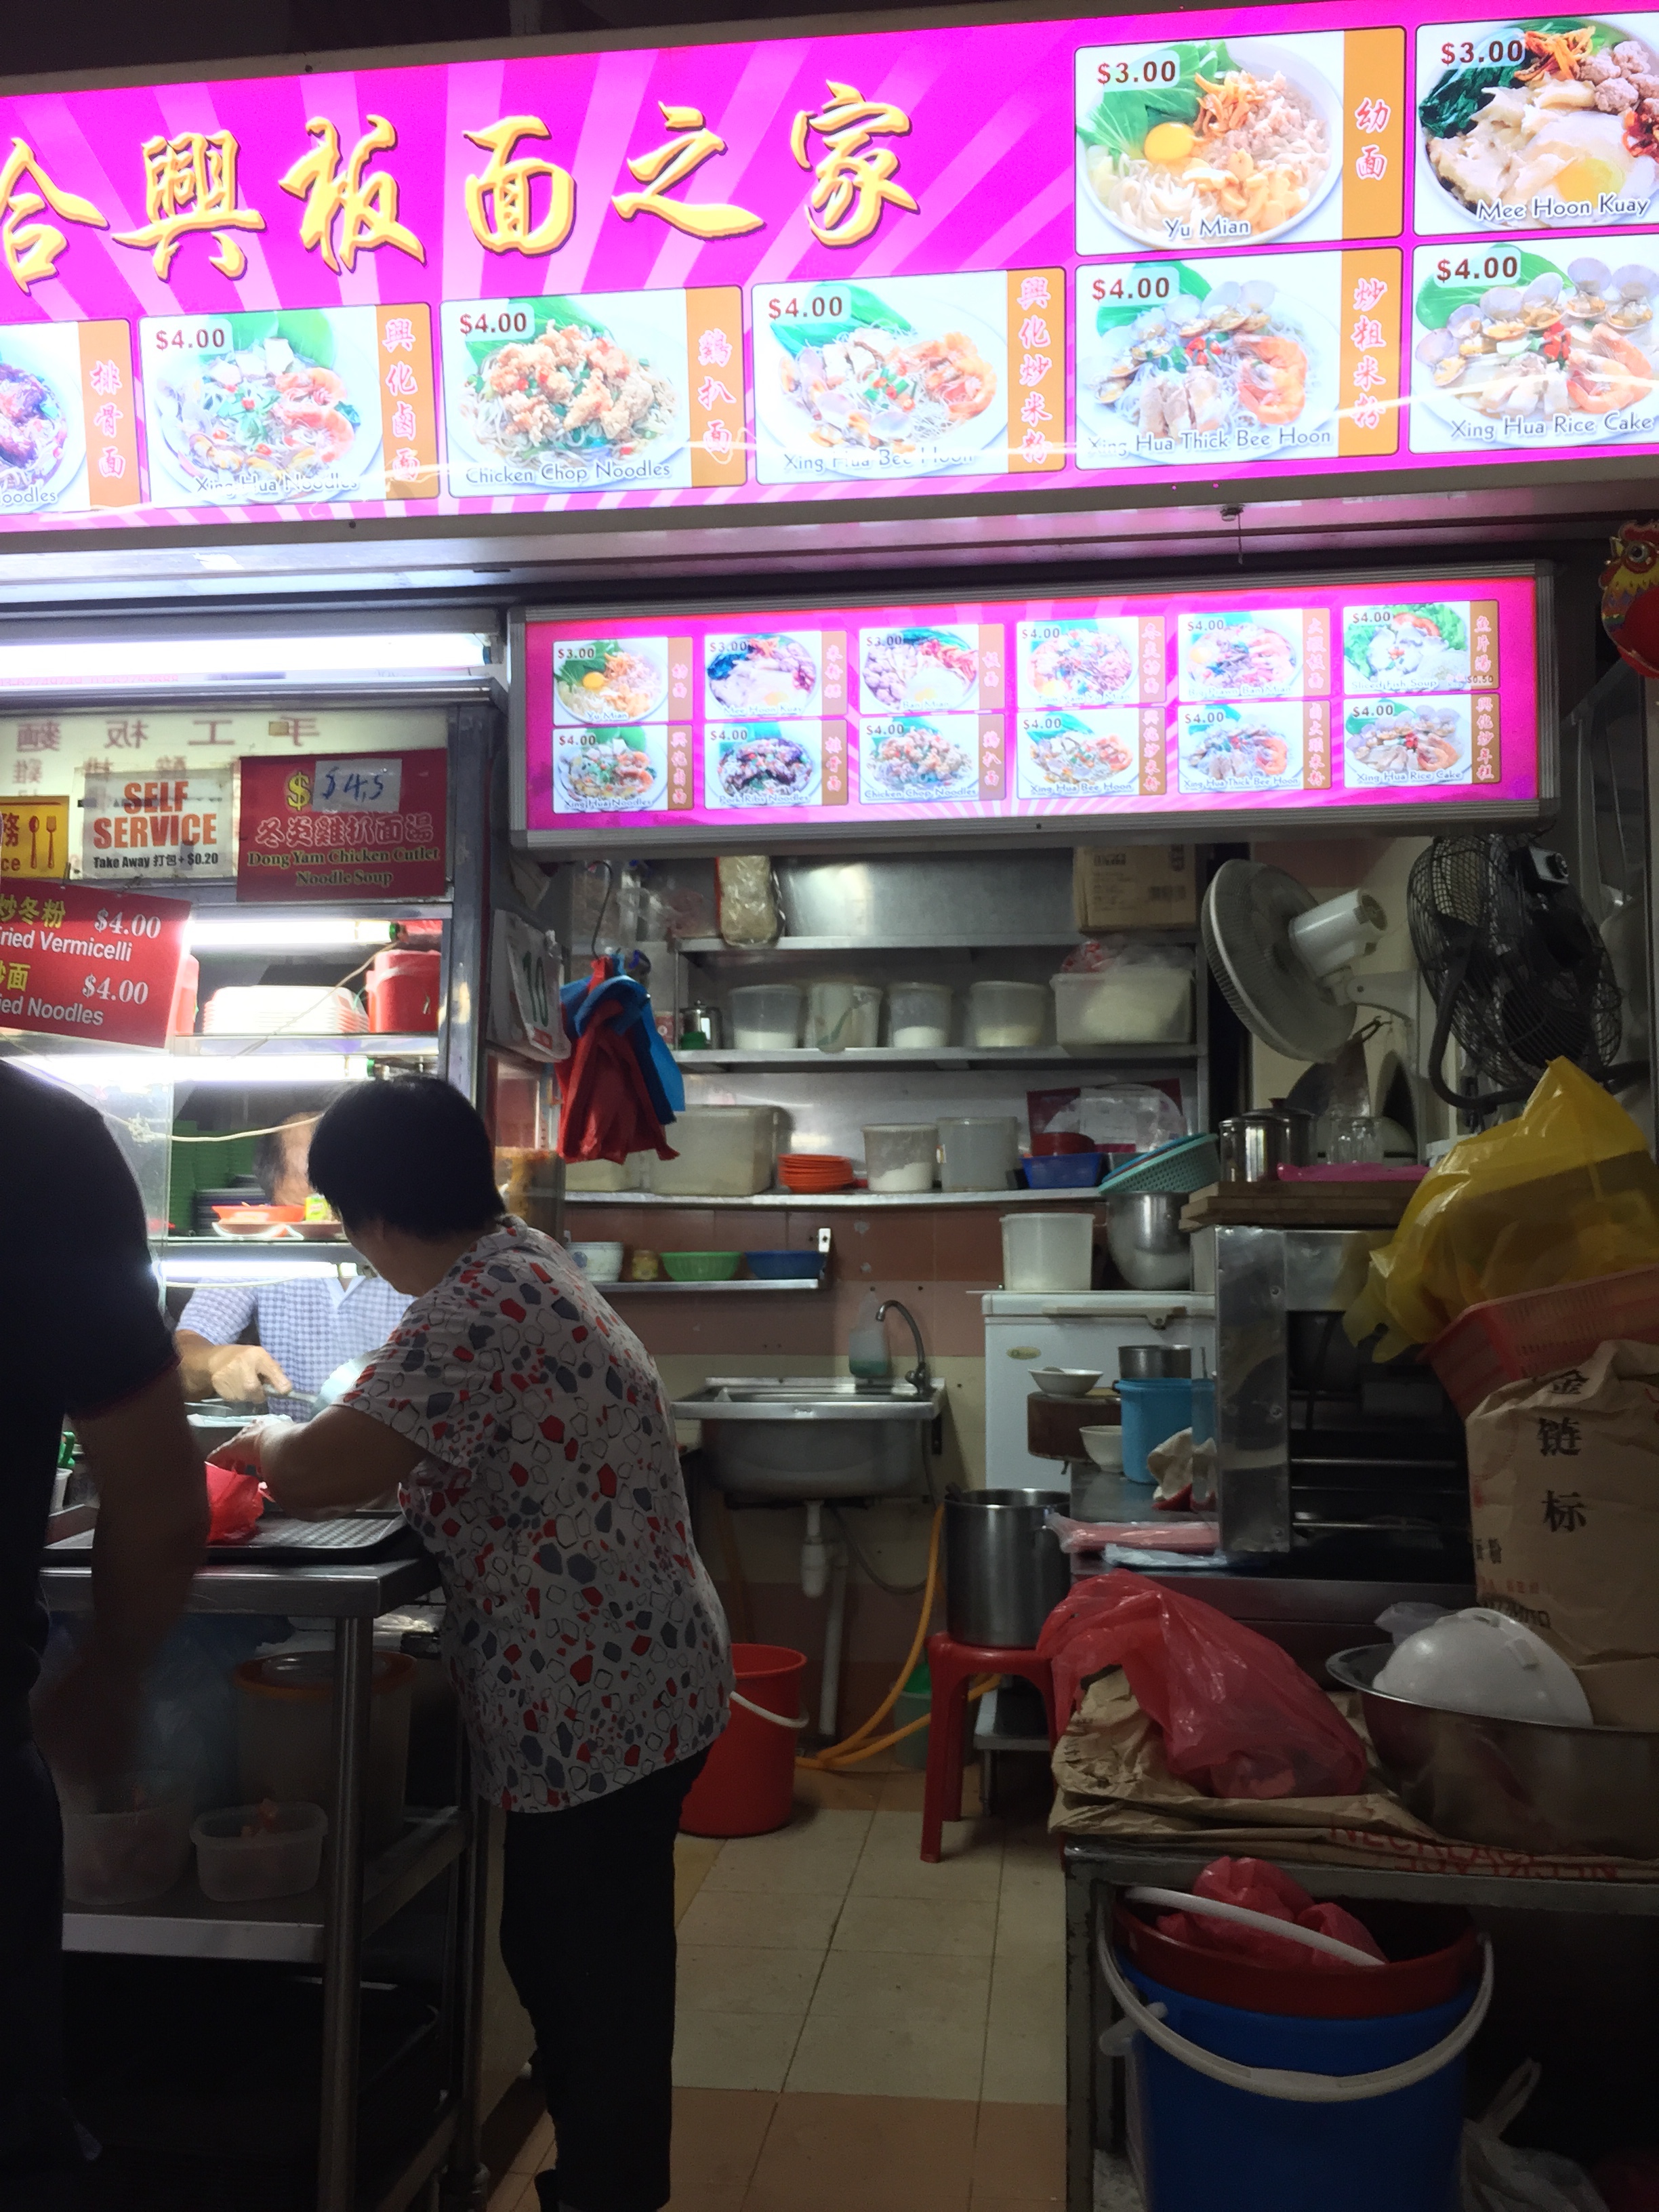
[920,1630,1057,1863]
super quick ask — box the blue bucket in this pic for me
[1117,1376,1193,1486]
[1120,1959,1475,2212]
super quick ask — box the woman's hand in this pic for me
[209,1418,292,1481]
[213,1404,424,1519]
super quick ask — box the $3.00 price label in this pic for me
[0,884,187,1047]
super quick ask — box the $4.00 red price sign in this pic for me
[0,882,188,1048]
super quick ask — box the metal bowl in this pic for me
[1330,1644,1659,1860]
[1105,1193,1192,1292]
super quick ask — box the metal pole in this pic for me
[318,1614,373,2212]
[442,1789,493,2210]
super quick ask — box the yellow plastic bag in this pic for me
[1345,1059,1659,1359]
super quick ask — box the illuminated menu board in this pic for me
[0,10,1657,539]
[510,569,1547,846]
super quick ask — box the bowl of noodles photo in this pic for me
[1418,20,1659,230]
[1079,38,1340,250]
[147,312,377,505]
[453,297,687,486]
[556,733,665,812]
[553,640,668,726]
[0,333,80,512]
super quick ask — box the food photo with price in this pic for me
[0,886,188,1047]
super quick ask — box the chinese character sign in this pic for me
[0,882,188,1048]
[0,3,1649,535]
[239,750,447,900]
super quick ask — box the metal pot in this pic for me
[945,1488,1069,1647]
[1118,1343,1192,1380]
[1218,1108,1314,1186]
[1330,1645,1659,1858]
[1105,1193,1192,1291]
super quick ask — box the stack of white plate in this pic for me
[201,986,367,1036]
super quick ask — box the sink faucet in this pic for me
[876,1298,930,1396]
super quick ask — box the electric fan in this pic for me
[1408,835,1626,1111]
[1202,859,1395,1063]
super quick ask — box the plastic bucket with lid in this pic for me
[679,1644,807,1838]
[235,1650,415,1854]
[1113,1898,1478,2020]
[365,947,441,1033]
[1100,1912,1490,2212]
[1118,1376,1194,1485]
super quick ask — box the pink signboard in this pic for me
[510,569,1548,846]
[1,13,1658,535]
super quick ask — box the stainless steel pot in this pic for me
[945,1488,1069,1647]
[1118,1344,1192,1380]
[1218,1108,1314,1186]
[1105,1193,1192,1291]
[1329,1644,1659,1859]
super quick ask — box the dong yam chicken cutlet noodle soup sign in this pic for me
[515,571,1538,840]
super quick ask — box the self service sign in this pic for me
[81,771,235,883]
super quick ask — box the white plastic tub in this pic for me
[888,981,953,1049]
[1002,1211,1094,1293]
[968,980,1047,1048]
[237,1650,413,1856]
[938,1116,1020,1191]
[648,1106,779,1195]
[62,1773,192,1905]
[729,983,803,1051]
[1051,966,1193,1046]
[864,1122,938,1193]
[192,1801,328,1902]
[806,980,882,1052]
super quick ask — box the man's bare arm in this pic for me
[176,1328,293,1405]
[35,1366,209,1783]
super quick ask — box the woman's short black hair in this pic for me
[308,1077,502,1239]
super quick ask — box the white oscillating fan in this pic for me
[1202,859,1411,1063]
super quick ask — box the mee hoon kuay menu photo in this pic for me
[514,571,1543,846]
[1,6,1658,540]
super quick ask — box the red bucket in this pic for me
[680,1644,806,1839]
[1114,1898,1478,2019]
[366,947,442,1033]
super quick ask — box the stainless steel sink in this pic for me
[672,1376,945,1498]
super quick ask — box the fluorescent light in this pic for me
[16,1050,383,1086]
[187,917,397,953]
[0,630,494,692]
[158,1256,361,1283]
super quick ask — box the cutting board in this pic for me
[1179,1181,1412,1231]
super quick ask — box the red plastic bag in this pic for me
[204,1460,263,1544]
[1595,2150,1659,2211]
[1155,1856,1385,1971]
[1036,1568,1367,1798]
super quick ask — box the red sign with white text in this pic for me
[238,752,448,901]
[0,882,187,1047]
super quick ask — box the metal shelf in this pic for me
[673,930,1199,954]
[602,1276,827,1293]
[63,1808,465,1965]
[157,1236,358,1259]
[170,1034,438,1057]
[674,1044,1197,1069]
[567,1186,1105,1210]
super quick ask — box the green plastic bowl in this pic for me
[661,1250,741,1282]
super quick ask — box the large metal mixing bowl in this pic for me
[1329,1644,1659,1860]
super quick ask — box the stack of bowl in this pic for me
[779,1153,854,1193]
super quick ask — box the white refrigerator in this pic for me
[981,1290,1216,1488]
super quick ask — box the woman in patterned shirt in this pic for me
[213,1077,731,2212]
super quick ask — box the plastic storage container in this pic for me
[647,1107,777,1195]
[1118,1376,1194,1485]
[192,1801,328,1902]
[235,1650,414,1855]
[365,947,442,1033]
[62,1773,192,1906]
[864,1122,938,1193]
[888,981,953,1049]
[938,1116,1020,1191]
[806,980,882,1051]
[1002,1212,1094,1293]
[729,983,804,1050]
[1428,1262,1659,1418]
[1051,966,1193,1046]
[968,979,1047,1048]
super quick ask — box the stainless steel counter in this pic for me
[40,1540,439,1619]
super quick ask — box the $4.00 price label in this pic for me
[0,883,188,1048]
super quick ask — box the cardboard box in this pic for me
[1073,844,1197,930]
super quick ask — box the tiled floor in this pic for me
[483,1762,1141,2211]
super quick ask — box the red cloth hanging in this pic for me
[556,991,678,1164]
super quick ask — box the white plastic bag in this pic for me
[1462,2065,1609,2212]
